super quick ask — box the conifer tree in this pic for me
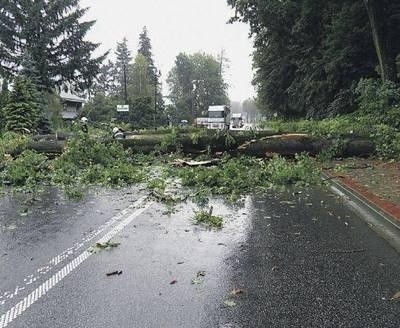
[138,26,154,68]
[0,0,106,91]
[137,27,162,124]
[115,38,132,99]
[138,26,158,82]
[92,60,119,96]
[3,76,39,133]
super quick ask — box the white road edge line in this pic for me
[0,200,153,328]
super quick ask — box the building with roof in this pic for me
[60,91,86,121]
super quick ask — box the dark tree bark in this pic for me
[364,0,398,82]
[22,133,375,158]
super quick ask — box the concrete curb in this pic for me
[327,175,400,253]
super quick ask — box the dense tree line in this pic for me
[227,0,400,119]
[86,27,164,128]
[89,34,229,126]
[0,1,230,132]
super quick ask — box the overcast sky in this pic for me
[80,0,255,103]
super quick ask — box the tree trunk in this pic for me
[364,0,398,82]
[236,134,375,158]
[22,132,375,158]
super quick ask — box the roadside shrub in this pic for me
[0,132,29,165]
[356,78,400,128]
[1,150,48,187]
[371,124,400,160]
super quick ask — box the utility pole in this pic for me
[153,69,161,128]
[191,80,197,122]
[154,73,157,128]
[219,49,225,77]
[123,62,128,104]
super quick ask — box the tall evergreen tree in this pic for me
[137,26,159,89]
[115,38,133,68]
[3,76,39,133]
[92,60,119,96]
[135,28,162,125]
[0,0,106,91]
[138,26,154,68]
[115,38,132,100]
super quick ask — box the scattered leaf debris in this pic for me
[106,270,123,277]
[89,241,121,253]
[224,300,237,307]
[191,271,206,285]
[191,277,203,285]
[194,207,223,228]
[390,291,400,302]
[230,288,245,296]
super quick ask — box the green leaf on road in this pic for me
[224,300,237,307]
[89,240,120,253]
[191,277,203,285]
[7,224,17,230]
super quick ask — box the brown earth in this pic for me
[325,158,400,222]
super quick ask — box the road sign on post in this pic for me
[117,105,129,112]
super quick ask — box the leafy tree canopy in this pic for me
[167,52,229,122]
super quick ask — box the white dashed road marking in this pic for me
[0,197,153,328]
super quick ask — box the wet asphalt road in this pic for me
[0,186,399,327]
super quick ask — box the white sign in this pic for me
[117,105,129,112]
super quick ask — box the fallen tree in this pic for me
[20,130,376,158]
[237,134,375,157]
